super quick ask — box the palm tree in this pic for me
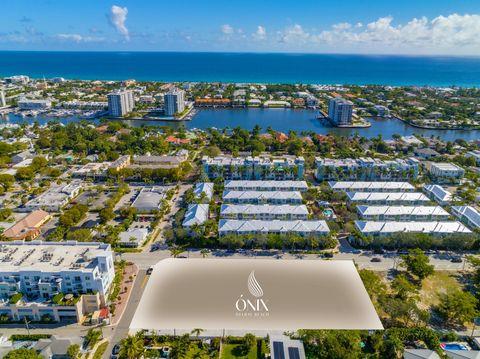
[170,246,185,258]
[200,249,209,258]
[191,328,204,338]
[119,334,145,359]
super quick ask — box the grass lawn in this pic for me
[221,344,257,359]
[419,271,462,309]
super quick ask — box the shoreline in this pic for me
[393,114,480,131]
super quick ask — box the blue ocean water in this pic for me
[1,51,480,86]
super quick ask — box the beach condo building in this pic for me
[355,221,471,237]
[164,88,185,116]
[328,97,353,126]
[315,157,419,181]
[202,155,305,180]
[107,89,135,117]
[0,241,115,323]
[220,204,309,220]
[224,180,308,192]
[428,162,465,183]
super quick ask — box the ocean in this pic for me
[1,51,480,87]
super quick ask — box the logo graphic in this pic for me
[235,270,269,317]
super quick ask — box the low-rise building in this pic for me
[11,150,35,164]
[355,221,471,236]
[131,187,168,212]
[423,184,453,205]
[130,151,188,169]
[347,192,430,205]
[182,204,209,229]
[34,335,83,358]
[202,155,305,180]
[466,150,480,167]
[451,206,480,230]
[328,181,415,192]
[3,210,51,241]
[220,204,309,220]
[193,183,214,202]
[23,183,82,212]
[414,148,440,159]
[270,335,306,359]
[118,228,149,247]
[315,157,419,181]
[357,206,450,221]
[218,219,329,236]
[224,180,308,192]
[429,162,465,183]
[17,99,52,110]
[222,190,303,204]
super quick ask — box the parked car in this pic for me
[371,257,382,262]
[451,257,463,263]
[112,344,120,355]
[146,266,154,275]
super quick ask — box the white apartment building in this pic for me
[164,88,185,116]
[316,157,419,181]
[451,206,480,230]
[429,162,465,183]
[0,90,6,108]
[218,219,329,236]
[355,221,471,236]
[222,190,303,205]
[107,90,135,117]
[23,183,82,212]
[17,99,52,110]
[357,205,450,221]
[423,184,453,205]
[328,181,415,192]
[347,192,430,205]
[0,241,115,304]
[224,180,308,192]
[328,97,353,126]
[220,204,309,220]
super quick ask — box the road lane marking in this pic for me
[140,275,149,289]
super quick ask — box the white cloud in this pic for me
[278,14,480,54]
[109,5,129,41]
[278,24,309,43]
[253,25,266,40]
[221,24,234,35]
[55,33,105,43]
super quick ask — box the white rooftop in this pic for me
[182,204,209,227]
[219,220,329,234]
[224,180,308,192]
[357,206,450,218]
[355,221,471,234]
[423,184,453,203]
[0,240,112,273]
[329,181,415,192]
[347,192,430,203]
[222,191,303,202]
[452,206,480,229]
[220,204,308,216]
[193,183,214,201]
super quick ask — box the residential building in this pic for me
[131,187,168,212]
[328,181,415,192]
[17,99,52,110]
[110,155,131,171]
[373,105,390,117]
[429,162,465,183]
[466,150,480,166]
[355,221,471,236]
[130,151,188,169]
[414,148,441,159]
[118,228,149,248]
[34,335,83,358]
[202,155,305,180]
[347,192,430,205]
[164,88,185,116]
[193,183,214,202]
[224,180,308,192]
[0,240,114,315]
[328,97,353,126]
[357,206,450,221]
[182,204,209,229]
[451,206,480,230]
[218,219,329,236]
[315,157,419,181]
[0,90,6,108]
[11,150,35,164]
[270,335,306,359]
[4,75,29,84]
[404,349,440,359]
[220,204,309,220]
[24,183,82,212]
[423,184,453,205]
[400,135,423,146]
[222,190,303,204]
[107,90,134,117]
[3,210,51,241]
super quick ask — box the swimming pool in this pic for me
[441,343,469,351]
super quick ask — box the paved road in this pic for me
[122,248,470,271]
[103,269,148,359]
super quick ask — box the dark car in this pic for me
[146,266,154,275]
[451,257,463,263]
[371,257,382,262]
[323,252,334,258]
[112,344,121,355]
[373,248,385,254]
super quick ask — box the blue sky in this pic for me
[1,0,480,54]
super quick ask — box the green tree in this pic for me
[66,344,80,359]
[391,273,418,300]
[14,166,35,181]
[244,333,256,351]
[99,207,115,224]
[120,334,145,359]
[4,348,42,359]
[437,290,478,326]
[401,248,434,281]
